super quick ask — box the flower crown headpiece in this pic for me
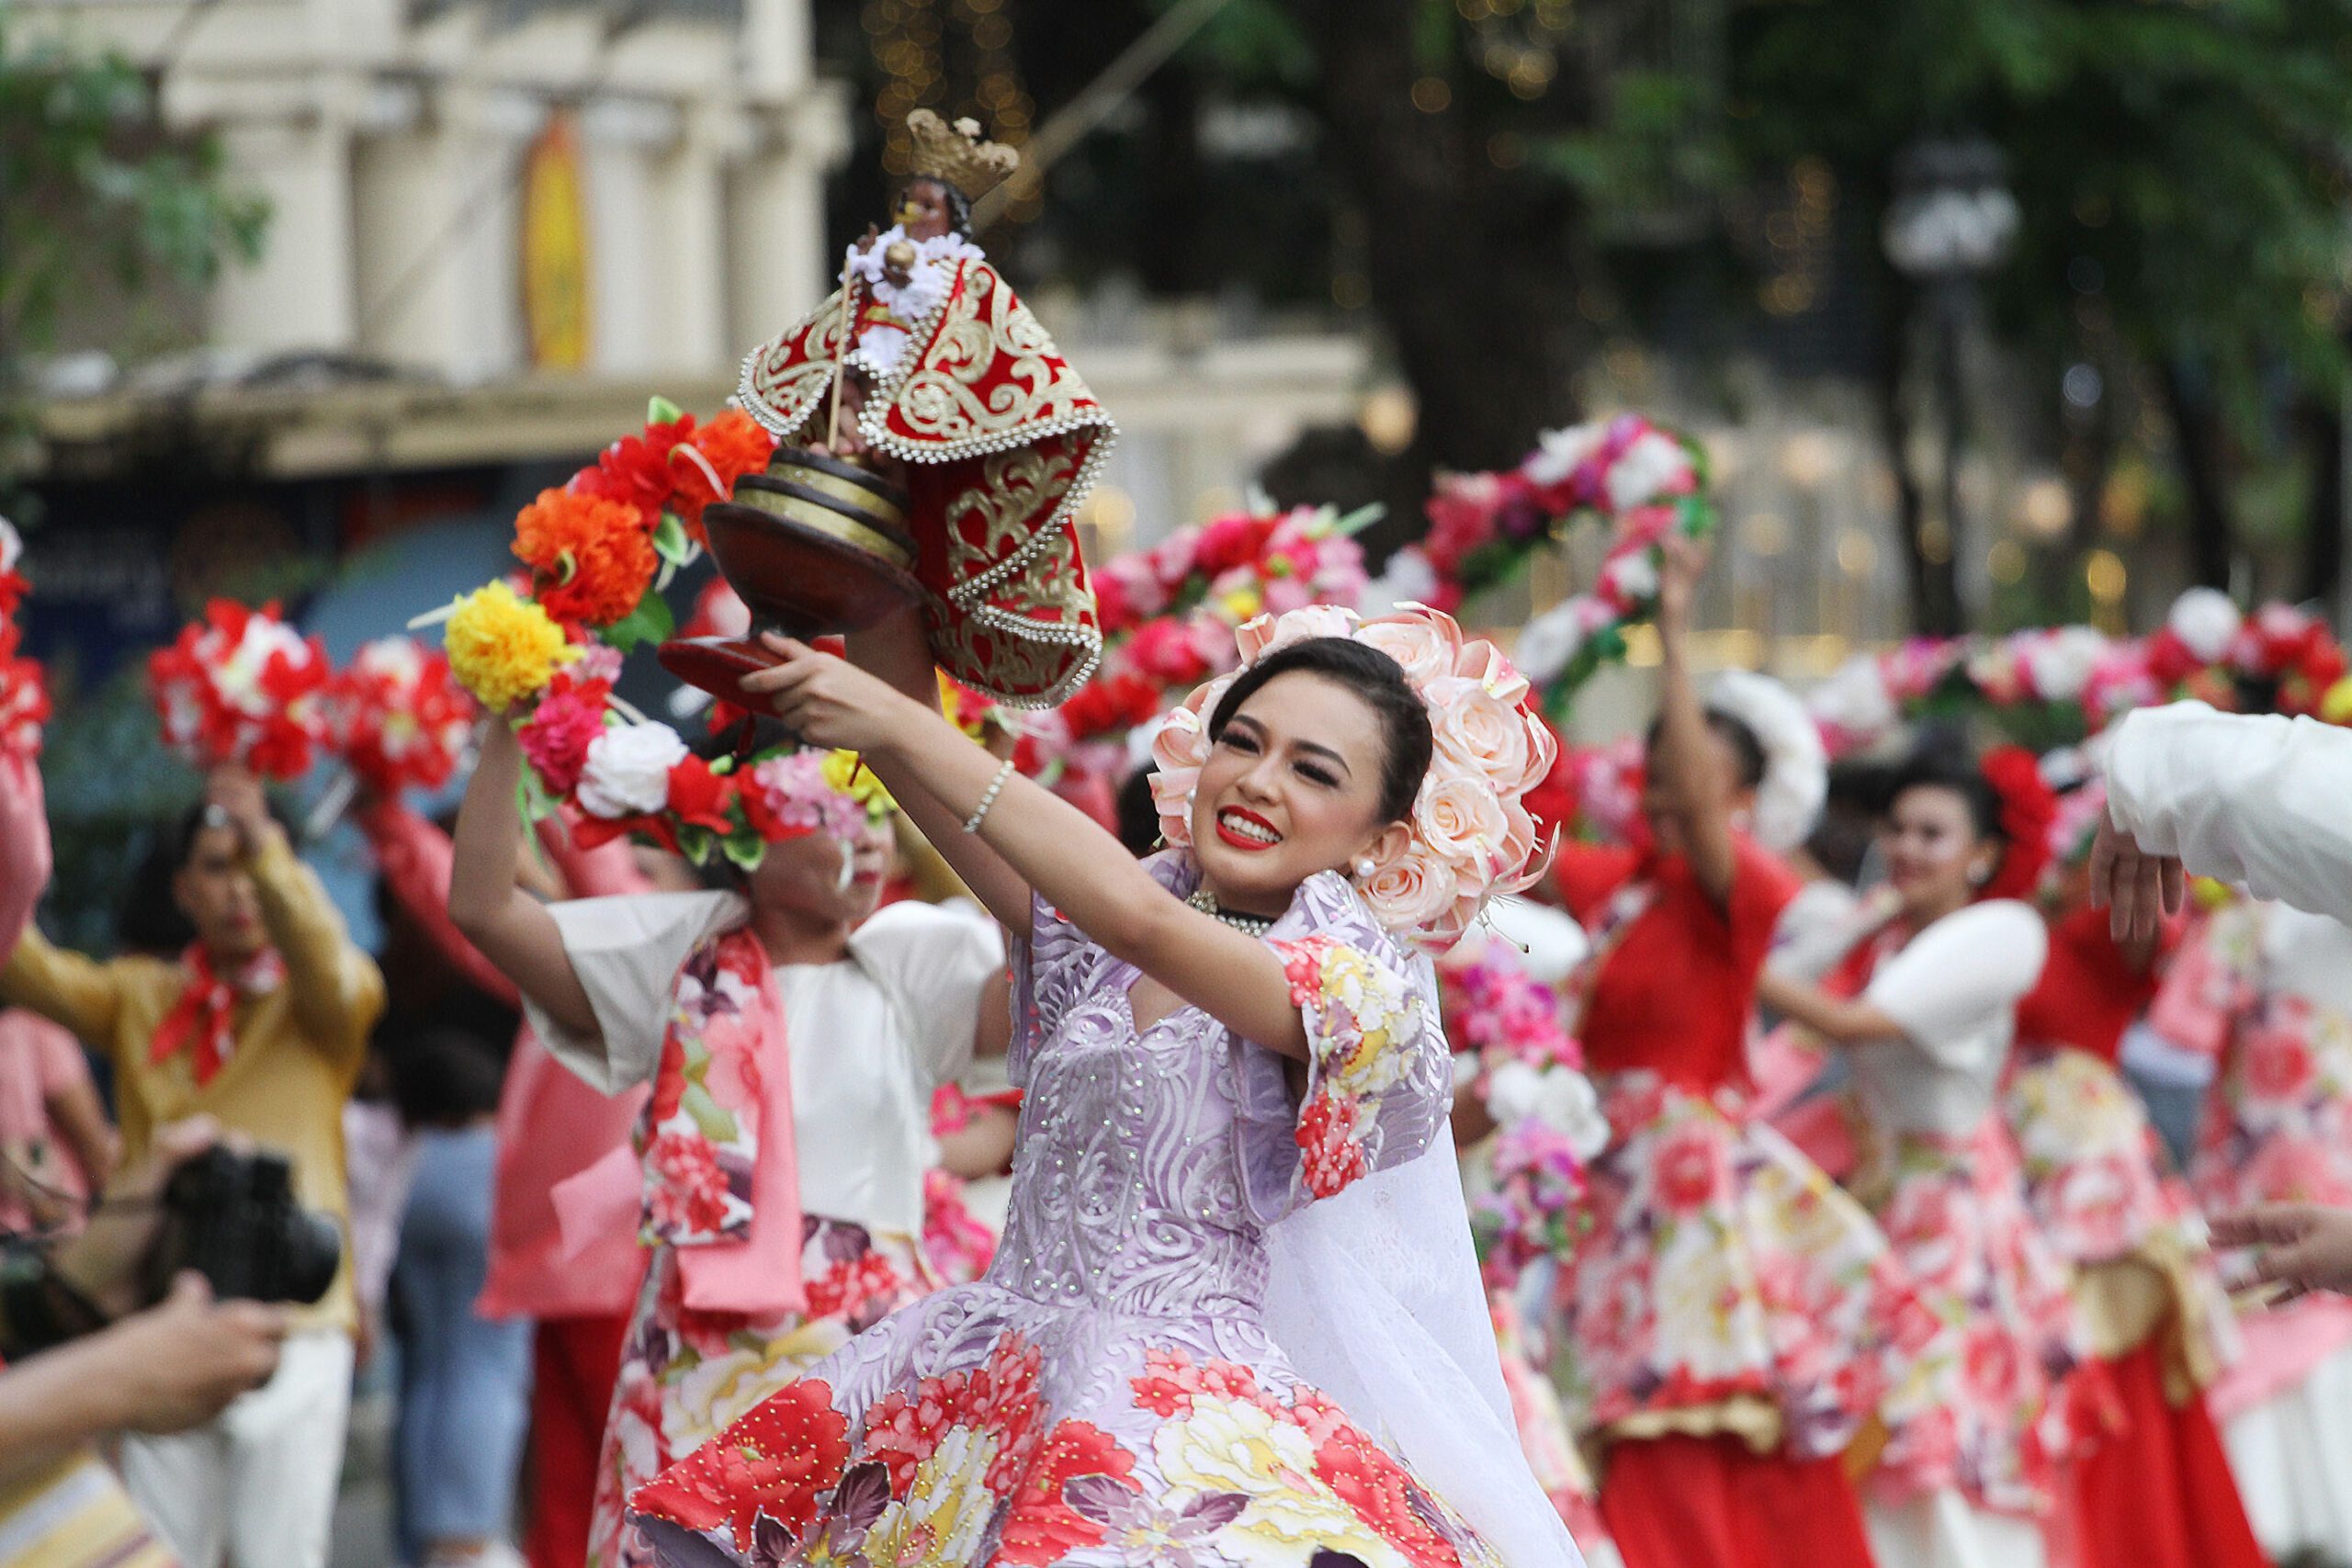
[1148,604,1558,952]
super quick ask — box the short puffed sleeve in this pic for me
[1235,873,1450,1223]
[849,900,1005,1090]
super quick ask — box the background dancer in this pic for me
[1542,540,1917,1568]
[1762,747,2100,1568]
[448,717,1005,1568]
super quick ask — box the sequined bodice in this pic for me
[989,975,1273,1320]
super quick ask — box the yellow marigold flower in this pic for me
[443,581,579,711]
[820,748,897,821]
[2324,675,2352,726]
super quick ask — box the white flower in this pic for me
[2167,586,2243,664]
[1486,1061,1609,1160]
[577,721,688,818]
[1595,549,1658,607]
[1605,430,1693,512]
[2023,626,2109,702]
[1809,655,1897,740]
[1359,543,1439,615]
[0,517,21,574]
[1521,422,1609,489]
[1512,601,1588,685]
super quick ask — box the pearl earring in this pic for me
[1353,857,1376,879]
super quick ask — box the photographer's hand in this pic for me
[51,1117,228,1318]
[0,1273,285,1489]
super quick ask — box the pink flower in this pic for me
[1357,848,1458,932]
[1357,608,1464,686]
[1427,679,1535,790]
[1653,1122,1724,1213]
[1453,637,1532,707]
[646,1130,730,1235]
[2244,1022,2320,1102]
[1419,773,1510,873]
[515,675,609,795]
[1234,604,1361,665]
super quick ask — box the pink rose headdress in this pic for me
[1149,604,1557,951]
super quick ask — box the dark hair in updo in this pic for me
[1643,709,1768,792]
[1888,744,2005,845]
[1205,637,1434,825]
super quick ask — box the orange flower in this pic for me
[672,409,776,541]
[513,488,658,626]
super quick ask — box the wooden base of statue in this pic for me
[656,446,924,709]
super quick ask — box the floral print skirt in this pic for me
[2005,1047,2237,1388]
[1490,1288,1611,1551]
[628,1285,1509,1568]
[592,1218,933,1568]
[1548,1075,1948,1466]
[1850,1115,2113,1516]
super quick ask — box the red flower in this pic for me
[577,413,696,526]
[803,1249,906,1320]
[650,1035,688,1122]
[666,755,739,835]
[995,1419,1137,1567]
[1979,745,2057,901]
[1193,514,1274,576]
[2245,1021,2319,1100]
[1297,1091,1371,1199]
[513,487,659,627]
[862,1372,967,1495]
[1653,1122,1725,1214]
[672,410,777,541]
[646,1130,731,1235]
[1315,1423,1467,1568]
[629,1379,849,1549]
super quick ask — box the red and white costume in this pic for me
[2007,900,2264,1568]
[1543,837,1928,1568]
[1817,902,2106,1568]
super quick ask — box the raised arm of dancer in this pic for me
[748,638,1329,1062]
[843,611,1033,933]
[447,720,595,1038]
[2095,702,2352,939]
[1650,539,1738,909]
[356,796,522,1008]
[0,754,51,954]
[207,767,384,1058]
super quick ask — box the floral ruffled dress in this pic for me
[630,857,1512,1568]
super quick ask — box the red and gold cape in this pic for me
[740,255,1112,706]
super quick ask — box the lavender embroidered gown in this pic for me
[628,855,1510,1568]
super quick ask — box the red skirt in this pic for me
[2073,1338,2268,1568]
[1600,1432,1873,1568]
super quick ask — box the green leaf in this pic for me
[652,512,691,565]
[647,395,684,426]
[599,589,676,655]
[675,823,715,866]
[680,1083,737,1145]
[1331,502,1385,537]
[720,831,767,871]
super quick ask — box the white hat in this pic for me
[1707,669,1828,852]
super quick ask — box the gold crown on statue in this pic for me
[905,108,1021,200]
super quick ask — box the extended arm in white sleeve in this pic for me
[2106,703,2352,927]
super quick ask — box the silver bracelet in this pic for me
[962,757,1017,834]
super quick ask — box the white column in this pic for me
[208,117,357,354]
[645,107,729,375]
[727,83,851,351]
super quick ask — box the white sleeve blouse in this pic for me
[2107,701,2352,928]
[1847,899,2048,1135]
[523,891,1006,1238]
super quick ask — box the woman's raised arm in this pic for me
[447,718,596,1038]
[747,638,1316,1060]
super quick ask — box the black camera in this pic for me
[149,1146,342,1305]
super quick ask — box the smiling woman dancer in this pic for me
[627,602,1581,1568]
[1761,745,2104,1568]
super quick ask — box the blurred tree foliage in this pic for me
[0,16,269,502]
[1170,0,2352,620]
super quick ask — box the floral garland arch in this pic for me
[1409,412,1718,718]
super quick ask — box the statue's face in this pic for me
[897,178,958,242]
